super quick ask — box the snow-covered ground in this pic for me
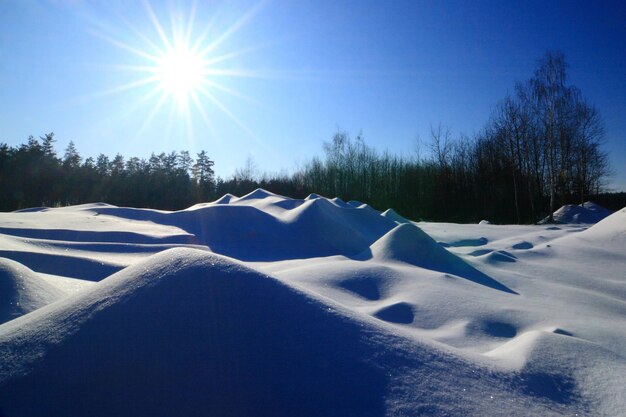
[0,190,624,416]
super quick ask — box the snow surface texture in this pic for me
[0,191,624,416]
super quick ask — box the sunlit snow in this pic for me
[0,190,624,416]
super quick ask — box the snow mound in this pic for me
[349,201,378,212]
[540,201,611,224]
[330,197,350,208]
[0,258,68,324]
[212,193,237,204]
[484,329,626,415]
[0,248,591,416]
[236,188,279,201]
[0,248,391,415]
[381,208,411,224]
[0,249,472,416]
[93,193,397,261]
[187,194,238,208]
[364,224,517,294]
[573,206,626,244]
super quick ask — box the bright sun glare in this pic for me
[155,44,205,106]
[91,1,265,138]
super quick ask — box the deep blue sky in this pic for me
[1,0,625,190]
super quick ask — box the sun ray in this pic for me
[202,79,266,108]
[197,85,280,161]
[202,68,336,83]
[189,10,220,54]
[89,30,160,63]
[105,76,160,93]
[197,1,266,57]
[184,0,198,46]
[189,90,220,144]
[201,68,260,78]
[183,100,195,138]
[189,91,212,127]
[105,64,160,73]
[202,45,261,66]
[125,81,165,112]
[120,16,165,57]
[142,0,172,52]
[77,76,161,103]
[201,68,299,80]
[137,91,169,136]
[197,85,263,144]
[169,11,185,48]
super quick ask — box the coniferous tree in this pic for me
[192,151,215,201]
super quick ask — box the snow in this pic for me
[571,206,626,244]
[0,258,89,324]
[381,208,411,224]
[540,201,612,224]
[0,190,624,416]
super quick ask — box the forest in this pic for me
[0,52,621,223]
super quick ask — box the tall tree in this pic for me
[193,151,215,200]
[528,51,572,221]
[62,141,81,169]
[41,133,56,158]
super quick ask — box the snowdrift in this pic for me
[540,201,611,224]
[363,223,517,294]
[550,206,626,250]
[0,258,68,324]
[381,208,411,224]
[576,206,626,244]
[0,249,396,416]
[0,248,562,417]
[90,189,398,261]
[0,191,624,416]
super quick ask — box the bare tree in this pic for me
[429,123,452,168]
[572,99,607,204]
[233,155,258,182]
[529,52,570,221]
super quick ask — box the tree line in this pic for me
[0,51,619,222]
[0,135,216,211]
[288,52,613,223]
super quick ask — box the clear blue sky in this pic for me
[1,0,625,190]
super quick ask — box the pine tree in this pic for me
[192,151,215,200]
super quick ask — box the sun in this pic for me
[89,1,266,138]
[154,43,206,108]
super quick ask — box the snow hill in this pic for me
[381,208,411,224]
[540,201,612,224]
[0,190,624,416]
[87,189,397,261]
[0,258,69,324]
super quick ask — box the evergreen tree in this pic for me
[193,150,215,201]
[63,141,81,169]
